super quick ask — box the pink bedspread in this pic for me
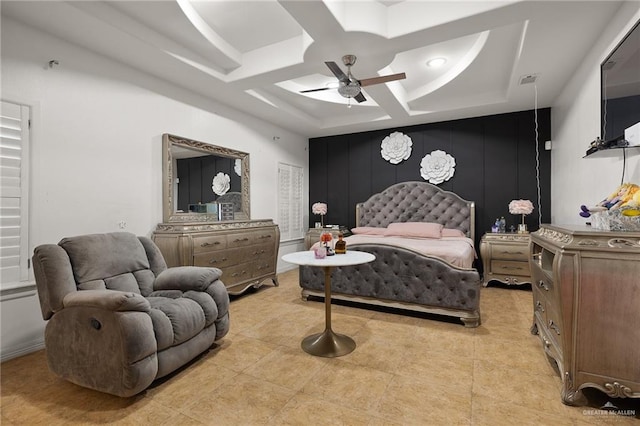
[342,234,476,269]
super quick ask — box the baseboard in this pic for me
[277,264,298,273]
[1,339,45,362]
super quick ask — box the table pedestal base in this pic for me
[301,329,356,357]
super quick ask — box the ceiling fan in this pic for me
[300,54,406,106]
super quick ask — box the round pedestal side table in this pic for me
[282,250,375,357]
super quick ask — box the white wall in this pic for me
[0,18,308,360]
[551,2,640,225]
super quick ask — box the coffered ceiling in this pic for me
[1,1,624,138]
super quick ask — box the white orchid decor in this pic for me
[381,131,413,164]
[420,150,456,184]
[211,172,231,196]
[312,202,328,227]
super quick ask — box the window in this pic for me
[277,163,304,241]
[0,100,30,288]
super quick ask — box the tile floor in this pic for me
[1,268,638,425]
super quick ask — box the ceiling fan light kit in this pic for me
[337,81,361,98]
[301,54,406,106]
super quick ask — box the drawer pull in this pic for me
[535,301,545,312]
[201,241,221,247]
[233,237,250,243]
[209,257,227,264]
[548,320,560,335]
[500,250,524,255]
[252,249,266,255]
[259,235,272,239]
[231,270,248,277]
[538,280,549,291]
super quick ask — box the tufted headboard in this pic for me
[355,181,475,240]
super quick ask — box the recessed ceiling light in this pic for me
[427,57,446,68]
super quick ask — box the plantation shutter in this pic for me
[0,101,30,286]
[277,163,304,241]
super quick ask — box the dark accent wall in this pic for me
[309,108,551,247]
[176,156,241,211]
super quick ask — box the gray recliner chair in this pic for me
[32,232,230,397]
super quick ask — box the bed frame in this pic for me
[299,181,482,327]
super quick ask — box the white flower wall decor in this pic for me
[234,159,242,176]
[420,150,456,184]
[212,172,231,196]
[381,131,412,164]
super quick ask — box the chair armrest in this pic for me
[62,290,150,312]
[154,266,222,292]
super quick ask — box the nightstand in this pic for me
[305,226,351,249]
[479,232,532,287]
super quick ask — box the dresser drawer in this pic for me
[545,305,563,348]
[491,260,530,276]
[192,235,227,254]
[251,230,277,244]
[194,246,245,268]
[532,271,556,302]
[492,243,529,260]
[222,262,252,286]
[227,233,255,248]
[245,242,274,259]
[533,290,547,317]
[535,312,563,369]
[533,289,562,358]
[253,259,276,278]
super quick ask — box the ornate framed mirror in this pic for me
[162,133,250,222]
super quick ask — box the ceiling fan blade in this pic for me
[354,92,366,103]
[325,61,350,83]
[359,72,406,87]
[299,87,331,93]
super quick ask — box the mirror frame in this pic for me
[162,133,250,222]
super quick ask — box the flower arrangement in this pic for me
[509,199,534,232]
[312,202,328,227]
[320,232,332,244]
[319,231,334,256]
[420,150,455,184]
[381,131,412,164]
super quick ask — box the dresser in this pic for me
[479,232,531,286]
[530,224,640,405]
[152,219,280,295]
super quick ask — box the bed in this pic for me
[299,181,482,327]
